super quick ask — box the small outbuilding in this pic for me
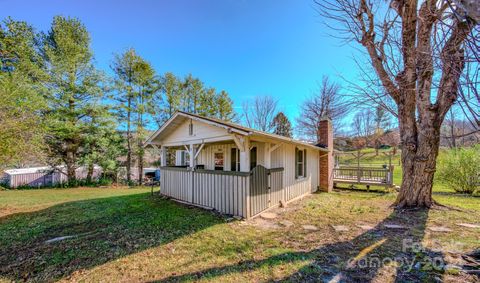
[2,166,102,188]
[145,111,333,219]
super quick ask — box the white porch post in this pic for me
[160,145,167,167]
[232,134,251,172]
[239,137,250,172]
[189,143,195,169]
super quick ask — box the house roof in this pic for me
[146,111,328,151]
[3,165,102,176]
[4,166,52,175]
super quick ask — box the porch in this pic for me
[160,165,284,218]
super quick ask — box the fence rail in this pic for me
[333,166,393,187]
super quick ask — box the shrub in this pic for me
[96,177,113,186]
[436,145,480,194]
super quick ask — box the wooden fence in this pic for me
[194,169,250,217]
[161,167,250,217]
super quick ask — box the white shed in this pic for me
[146,111,333,218]
[2,165,102,188]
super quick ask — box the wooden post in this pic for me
[189,144,195,169]
[232,135,250,172]
[160,146,167,167]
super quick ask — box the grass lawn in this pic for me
[1,186,479,282]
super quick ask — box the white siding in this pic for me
[161,119,231,145]
[281,144,319,201]
[196,142,319,200]
[271,145,284,168]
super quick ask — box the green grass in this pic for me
[0,187,479,282]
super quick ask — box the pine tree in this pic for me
[271,112,293,137]
[111,48,157,184]
[43,16,106,182]
[80,106,124,183]
[215,90,235,121]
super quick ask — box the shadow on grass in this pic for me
[0,193,223,282]
[156,209,445,282]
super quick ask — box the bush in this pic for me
[436,145,480,194]
[96,177,113,186]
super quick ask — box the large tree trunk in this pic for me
[86,162,94,183]
[65,148,76,183]
[394,105,441,208]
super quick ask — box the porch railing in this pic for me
[333,166,393,187]
[160,167,250,217]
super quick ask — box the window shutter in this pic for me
[295,148,298,178]
[303,150,307,177]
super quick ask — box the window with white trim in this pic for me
[231,148,240,171]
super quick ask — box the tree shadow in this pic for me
[156,209,444,282]
[0,193,223,282]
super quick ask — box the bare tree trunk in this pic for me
[394,108,440,207]
[138,152,143,185]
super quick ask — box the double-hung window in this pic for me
[295,148,307,179]
[231,148,240,171]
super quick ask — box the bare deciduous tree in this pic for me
[242,96,278,132]
[353,109,375,148]
[317,0,479,207]
[296,76,349,142]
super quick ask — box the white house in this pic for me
[145,111,333,218]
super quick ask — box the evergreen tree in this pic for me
[154,73,237,124]
[111,48,140,183]
[154,72,180,125]
[197,87,217,117]
[215,90,235,121]
[271,112,293,137]
[42,16,106,182]
[133,57,157,184]
[111,48,157,184]
[80,105,124,183]
[0,18,47,168]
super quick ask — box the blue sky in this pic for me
[1,0,361,125]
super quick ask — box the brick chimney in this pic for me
[318,118,333,192]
